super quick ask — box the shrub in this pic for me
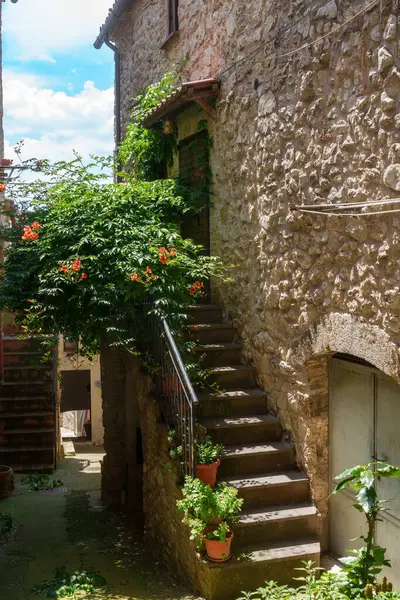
[177,476,243,547]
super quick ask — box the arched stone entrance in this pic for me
[288,312,400,552]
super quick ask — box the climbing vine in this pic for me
[0,73,227,357]
[118,70,180,181]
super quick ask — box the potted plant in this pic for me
[168,426,224,487]
[177,476,243,562]
[195,425,223,487]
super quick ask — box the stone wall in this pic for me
[110,0,400,546]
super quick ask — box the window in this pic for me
[168,0,179,36]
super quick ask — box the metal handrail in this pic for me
[147,311,199,477]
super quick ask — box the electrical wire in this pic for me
[297,208,400,217]
[294,198,400,210]
[218,0,337,78]
[275,0,379,61]
[218,0,380,80]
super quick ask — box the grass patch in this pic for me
[32,567,107,598]
[21,473,64,492]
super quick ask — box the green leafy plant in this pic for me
[0,512,13,536]
[168,425,223,465]
[195,425,224,465]
[21,473,64,492]
[333,462,400,596]
[118,70,180,180]
[32,567,107,598]
[0,156,227,357]
[237,561,349,600]
[177,476,243,547]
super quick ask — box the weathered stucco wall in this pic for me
[110,0,400,543]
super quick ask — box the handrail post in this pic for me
[147,308,199,479]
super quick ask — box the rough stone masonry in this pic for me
[110,0,400,546]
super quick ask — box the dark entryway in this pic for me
[179,129,210,256]
[60,370,91,440]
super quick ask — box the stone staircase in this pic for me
[186,304,321,600]
[0,337,56,473]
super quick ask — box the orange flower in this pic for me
[169,248,177,257]
[72,258,81,272]
[189,286,196,296]
[81,273,88,280]
[144,266,152,274]
[193,324,199,331]
[159,255,168,264]
[27,299,33,303]
[31,222,42,231]
[30,233,38,241]
[193,280,203,289]
[157,247,167,254]
[130,273,141,281]
[0,184,6,193]
[60,265,69,273]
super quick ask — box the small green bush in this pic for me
[236,562,400,600]
[0,512,13,535]
[177,476,243,546]
[33,567,106,598]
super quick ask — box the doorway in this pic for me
[60,370,91,440]
[179,130,210,250]
[329,356,400,585]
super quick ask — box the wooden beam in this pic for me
[194,98,215,119]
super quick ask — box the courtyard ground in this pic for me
[0,443,199,600]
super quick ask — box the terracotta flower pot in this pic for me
[204,530,234,562]
[0,465,14,500]
[196,459,220,487]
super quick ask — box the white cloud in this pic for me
[4,69,114,162]
[3,0,113,61]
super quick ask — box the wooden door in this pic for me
[329,358,374,557]
[179,130,210,256]
[376,372,400,586]
[329,357,400,586]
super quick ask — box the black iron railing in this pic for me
[148,312,198,477]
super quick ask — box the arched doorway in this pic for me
[329,355,400,585]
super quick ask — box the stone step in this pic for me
[12,463,55,474]
[2,337,50,353]
[200,414,282,445]
[0,382,53,397]
[197,540,320,600]
[206,365,256,390]
[194,343,242,366]
[3,366,52,383]
[0,428,54,447]
[225,471,310,508]
[3,351,51,367]
[0,396,52,411]
[0,412,54,429]
[0,445,55,468]
[234,503,320,547]
[188,323,236,343]
[219,442,294,477]
[184,305,223,324]
[197,388,267,418]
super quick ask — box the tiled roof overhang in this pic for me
[140,79,220,128]
[94,0,132,49]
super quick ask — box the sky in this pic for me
[2,0,115,163]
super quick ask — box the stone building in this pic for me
[95,0,400,596]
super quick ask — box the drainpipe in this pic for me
[104,35,121,172]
